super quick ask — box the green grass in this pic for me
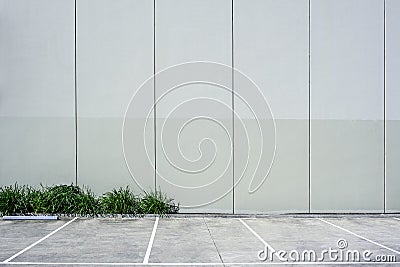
[139,190,179,216]
[0,183,179,216]
[0,184,37,215]
[38,184,99,215]
[100,187,139,215]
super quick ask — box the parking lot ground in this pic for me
[1,215,399,266]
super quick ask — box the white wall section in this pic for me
[386,0,400,212]
[0,0,75,186]
[234,0,309,213]
[0,0,394,213]
[76,0,154,194]
[310,0,384,212]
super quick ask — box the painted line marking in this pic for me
[238,218,275,253]
[3,217,78,263]
[1,261,399,265]
[393,218,400,222]
[143,216,159,264]
[318,218,400,255]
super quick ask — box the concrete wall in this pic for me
[310,0,384,212]
[0,0,398,213]
[386,0,400,212]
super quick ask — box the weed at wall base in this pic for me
[0,183,179,216]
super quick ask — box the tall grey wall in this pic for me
[0,0,76,187]
[0,0,398,213]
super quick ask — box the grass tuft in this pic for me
[139,190,179,216]
[37,184,99,215]
[0,184,37,215]
[99,186,139,215]
[0,183,179,216]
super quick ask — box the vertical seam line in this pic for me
[383,0,386,213]
[74,0,78,186]
[231,0,235,215]
[153,0,157,192]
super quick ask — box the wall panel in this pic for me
[310,0,384,212]
[155,0,232,212]
[386,0,400,212]
[77,0,154,194]
[234,0,309,213]
[0,0,75,186]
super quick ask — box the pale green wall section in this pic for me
[1,0,398,213]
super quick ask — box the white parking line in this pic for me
[2,217,78,263]
[143,216,159,264]
[393,218,400,222]
[238,218,276,253]
[318,218,400,255]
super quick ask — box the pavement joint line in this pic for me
[318,218,400,255]
[238,218,276,253]
[2,217,79,263]
[143,216,159,264]
[203,218,224,266]
[1,262,399,265]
